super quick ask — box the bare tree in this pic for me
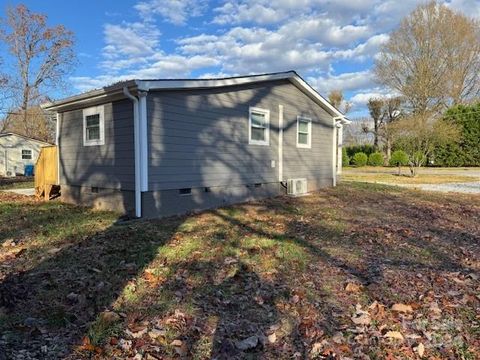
[343,117,374,146]
[328,89,352,114]
[2,107,55,142]
[375,1,480,114]
[366,98,383,149]
[390,113,459,176]
[0,4,75,138]
[364,97,403,161]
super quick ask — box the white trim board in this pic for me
[296,115,312,149]
[82,105,105,146]
[248,106,270,146]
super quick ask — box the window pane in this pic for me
[251,112,265,127]
[298,133,309,144]
[21,149,32,159]
[299,120,309,133]
[251,127,265,141]
[87,127,100,140]
[86,114,100,127]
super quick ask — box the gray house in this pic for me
[42,71,349,218]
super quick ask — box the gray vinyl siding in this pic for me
[147,80,334,191]
[59,99,135,190]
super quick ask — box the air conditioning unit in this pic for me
[287,178,307,196]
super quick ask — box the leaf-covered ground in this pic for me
[0,183,479,359]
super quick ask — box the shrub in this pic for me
[368,152,384,166]
[352,152,368,167]
[345,145,375,158]
[389,150,409,167]
[342,148,350,167]
[433,103,480,166]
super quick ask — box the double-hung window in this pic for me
[249,107,270,145]
[297,116,312,148]
[22,149,32,160]
[83,105,105,146]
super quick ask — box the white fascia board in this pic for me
[334,116,351,125]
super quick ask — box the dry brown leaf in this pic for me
[99,311,120,325]
[416,342,425,357]
[391,303,413,313]
[345,282,362,293]
[384,331,404,341]
[351,313,371,325]
[267,333,276,344]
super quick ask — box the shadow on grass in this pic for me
[0,183,479,358]
[0,199,183,358]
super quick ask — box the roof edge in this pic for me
[0,131,53,145]
[41,71,345,119]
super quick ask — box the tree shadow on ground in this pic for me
[0,209,184,359]
[0,183,479,359]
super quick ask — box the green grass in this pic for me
[1,184,479,359]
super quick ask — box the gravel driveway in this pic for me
[413,181,480,194]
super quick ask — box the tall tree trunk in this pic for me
[385,138,392,163]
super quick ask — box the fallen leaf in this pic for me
[391,303,413,313]
[99,311,120,325]
[126,324,148,339]
[384,331,404,341]
[224,257,238,265]
[267,332,276,344]
[171,339,183,347]
[416,342,425,357]
[429,302,442,315]
[148,328,166,340]
[171,339,188,356]
[345,282,362,293]
[351,313,371,325]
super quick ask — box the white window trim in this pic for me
[297,115,312,149]
[83,105,105,146]
[248,106,270,146]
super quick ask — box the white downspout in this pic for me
[138,91,148,191]
[332,122,337,187]
[56,113,60,184]
[278,104,283,182]
[123,87,142,218]
[332,116,348,186]
[337,123,343,175]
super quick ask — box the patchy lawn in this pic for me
[342,172,474,185]
[0,184,479,359]
[0,176,34,190]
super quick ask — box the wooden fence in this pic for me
[35,145,59,200]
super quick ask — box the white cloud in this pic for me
[103,22,160,59]
[135,0,207,25]
[335,33,390,61]
[213,2,290,25]
[70,0,478,117]
[308,70,375,94]
[446,0,480,18]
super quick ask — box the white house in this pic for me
[0,132,51,177]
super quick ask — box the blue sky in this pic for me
[1,0,479,117]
